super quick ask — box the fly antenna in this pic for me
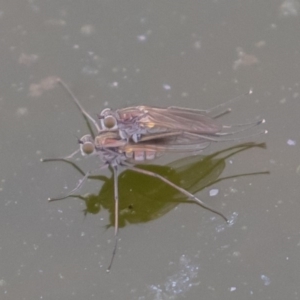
[56,78,101,136]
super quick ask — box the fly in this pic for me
[58,79,265,144]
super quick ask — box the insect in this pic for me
[43,78,266,271]
[58,79,264,144]
[97,104,264,143]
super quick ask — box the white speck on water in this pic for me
[209,189,219,197]
[228,212,238,226]
[260,274,271,286]
[146,255,200,299]
[287,139,296,146]
[229,287,236,292]
[216,212,238,232]
[229,187,238,193]
[110,82,119,88]
[163,84,171,90]
[137,35,147,41]
[137,30,152,42]
[279,0,300,17]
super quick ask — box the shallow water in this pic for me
[1,0,300,299]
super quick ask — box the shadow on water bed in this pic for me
[43,142,268,228]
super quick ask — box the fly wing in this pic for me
[120,134,211,153]
[117,105,222,135]
[95,130,211,152]
[95,130,212,163]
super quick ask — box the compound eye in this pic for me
[79,135,95,155]
[103,115,117,129]
[81,142,95,155]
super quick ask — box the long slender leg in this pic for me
[41,149,81,162]
[48,163,109,201]
[107,165,119,272]
[48,171,91,201]
[41,156,85,176]
[123,163,229,223]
